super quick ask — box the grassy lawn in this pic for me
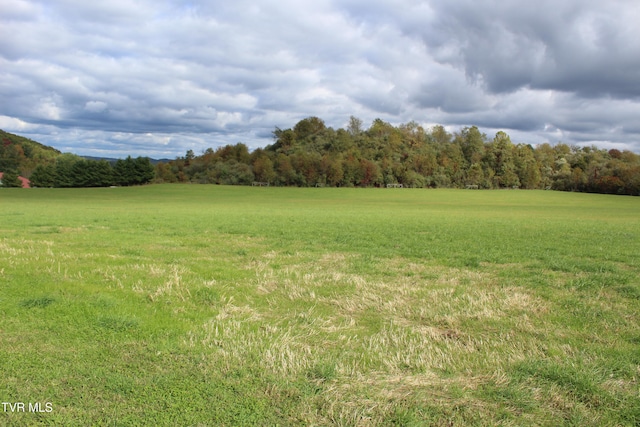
[1,185,639,426]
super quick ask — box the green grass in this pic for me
[1,185,639,426]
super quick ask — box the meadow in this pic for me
[1,185,639,426]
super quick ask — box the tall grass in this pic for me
[1,185,639,425]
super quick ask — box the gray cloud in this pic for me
[423,0,640,98]
[1,0,639,157]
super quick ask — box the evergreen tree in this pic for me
[29,164,56,187]
[54,153,81,187]
[133,157,155,185]
[113,158,132,186]
[1,169,21,187]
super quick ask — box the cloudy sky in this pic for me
[1,0,639,158]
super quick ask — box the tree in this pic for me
[293,117,326,141]
[570,167,587,191]
[1,169,21,187]
[147,116,638,195]
[0,142,25,172]
[438,140,465,187]
[185,150,195,166]
[325,155,344,186]
[70,159,92,187]
[115,157,135,186]
[133,157,155,185]
[252,156,276,183]
[431,125,452,145]
[490,131,519,188]
[399,121,426,149]
[113,158,133,186]
[270,128,296,154]
[275,153,296,186]
[29,164,56,188]
[93,160,115,187]
[347,116,363,136]
[54,153,82,187]
[514,144,541,189]
[466,163,484,187]
[342,153,362,186]
[113,157,154,186]
[551,158,573,191]
[359,159,380,186]
[210,160,253,185]
[291,152,322,186]
[155,162,178,183]
[459,126,486,165]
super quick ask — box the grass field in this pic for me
[1,185,639,426]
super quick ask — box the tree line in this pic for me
[1,131,155,188]
[155,117,640,195]
[28,154,155,188]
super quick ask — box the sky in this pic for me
[1,0,640,158]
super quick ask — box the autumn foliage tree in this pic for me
[153,117,640,195]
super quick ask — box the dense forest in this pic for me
[2,120,639,194]
[156,117,640,195]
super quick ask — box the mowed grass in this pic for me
[1,185,639,426]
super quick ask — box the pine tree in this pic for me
[1,169,21,187]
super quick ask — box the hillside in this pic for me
[0,129,61,175]
[0,130,171,176]
[0,130,156,188]
[82,155,172,165]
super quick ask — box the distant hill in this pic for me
[0,130,171,178]
[82,155,172,165]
